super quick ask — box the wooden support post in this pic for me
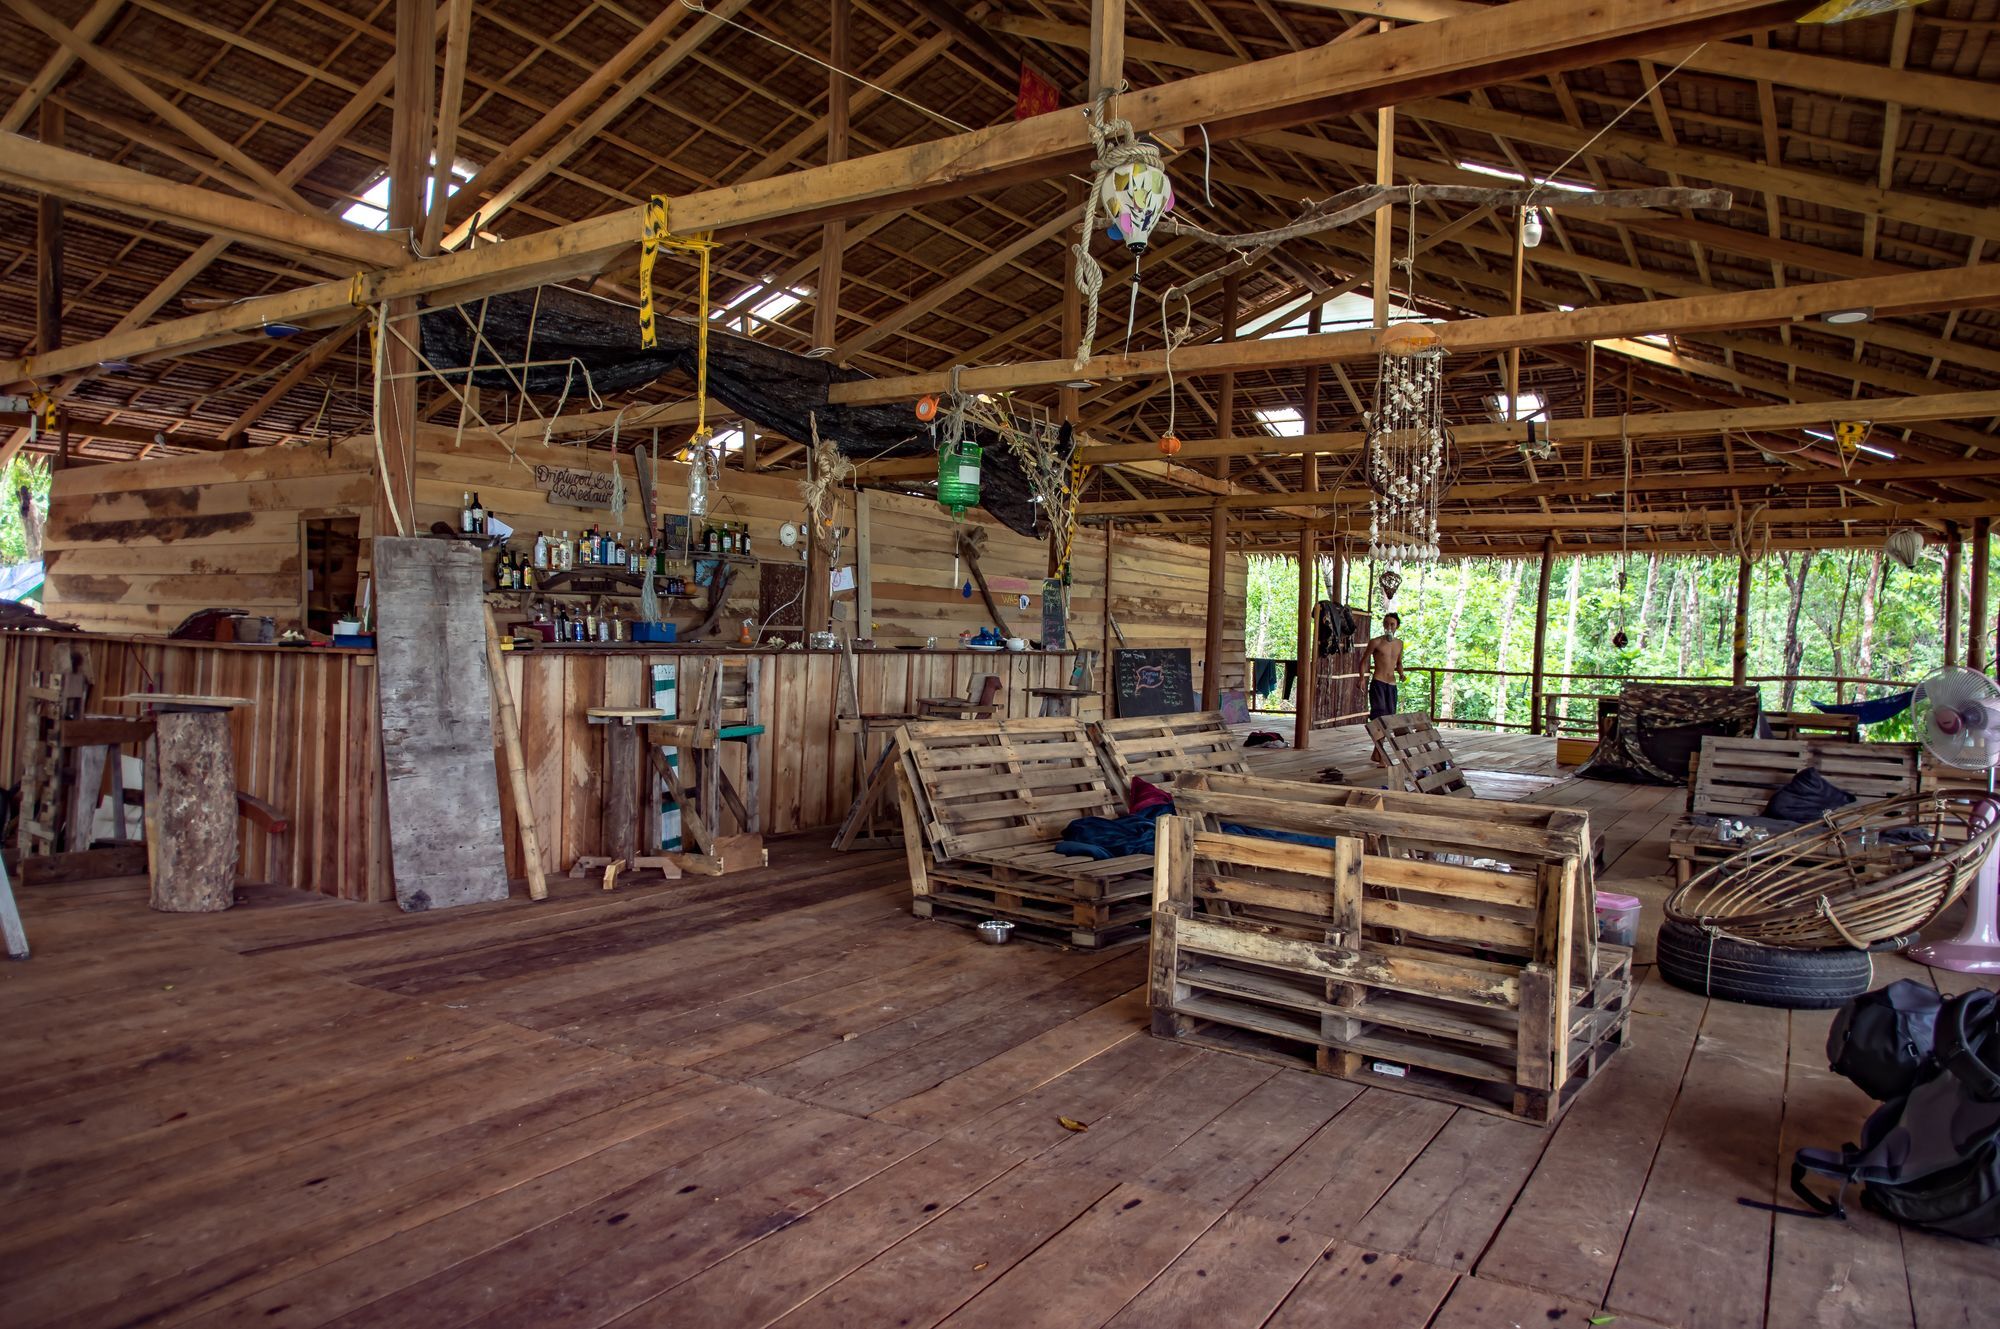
[35,101,62,360]
[1945,522,1964,668]
[1371,51,1395,330]
[1972,516,1992,673]
[145,711,236,913]
[1202,500,1228,709]
[1102,521,1117,714]
[1732,554,1753,685]
[1529,537,1555,736]
[377,0,434,536]
[1215,273,1239,485]
[1088,0,1125,94]
[804,0,849,638]
[1294,306,1322,751]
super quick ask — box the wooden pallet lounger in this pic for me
[1149,771,1628,1124]
[1365,710,1472,796]
[894,717,1155,947]
[1668,735,1922,886]
[1089,710,1249,797]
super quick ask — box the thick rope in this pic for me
[1070,87,1163,369]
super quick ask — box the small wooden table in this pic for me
[111,694,251,913]
[581,707,669,885]
[1028,686,1097,717]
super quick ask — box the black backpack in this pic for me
[1787,987,2000,1243]
[1826,979,1942,1101]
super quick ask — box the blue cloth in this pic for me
[1811,690,1914,725]
[1252,657,1280,697]
[1054,801,1341,859]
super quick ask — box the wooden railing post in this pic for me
[1294,308,1322,750]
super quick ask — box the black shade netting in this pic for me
[419,285,1052,537]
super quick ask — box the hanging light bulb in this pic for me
[1520,206,1544,249]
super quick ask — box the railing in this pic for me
[1248,661,1918,736]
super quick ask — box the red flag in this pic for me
[1015,62,1062,121]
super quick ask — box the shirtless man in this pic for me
[1364,612,1406,720]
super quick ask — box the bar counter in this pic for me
[0,629,1085,900]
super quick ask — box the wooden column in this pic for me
[1528,538,1555,736]
[1202,500,1228,709]
[1731,554,1753,685]
[1972,516,1992,673]
[1370,35,1395,330]
[35,101,62,361]
[1088,0,1124,94]
[1945,522,1964,667]
[378,0,434,536]
[805,0,850,637]
[1294,307,1323,750]
[145,712,237,913]
[1200,274,1239,710]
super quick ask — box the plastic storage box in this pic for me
[1595,891,1642,948]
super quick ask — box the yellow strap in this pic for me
[638,195,718,439]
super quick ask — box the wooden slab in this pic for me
[372,537,510,912]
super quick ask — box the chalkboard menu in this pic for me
[1113,647,1195,718]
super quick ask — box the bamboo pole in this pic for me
[1732,554,1753,685]
[483,605,547,900]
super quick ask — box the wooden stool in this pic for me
[642,655,768,877]
[570,708,682,889]
[833,713,915,851]
[112,694,251,913]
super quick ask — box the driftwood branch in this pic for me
[956,528,1014,637]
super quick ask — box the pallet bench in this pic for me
[1364,710,1472,797]
[1089,711,1248,798]
[1668,735,1922,886]
[894,717,1155,948]
[1149,771,1626,1125]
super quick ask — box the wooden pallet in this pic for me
[1150,773,1621,1125]
[894,717,1153,947]
[1667,735,1921,885]
[1089,711,1248,797]
[1365,710,1472,797]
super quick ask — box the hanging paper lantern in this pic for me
[1884,528,1924,571]
[1100,160,1175,255]
[938,437,982,518]
[1158,433,1182,456]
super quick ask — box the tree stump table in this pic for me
[113,694,250,913]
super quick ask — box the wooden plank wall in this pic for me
[489,647,1080,879]
[42,440,376,635]
[0,633,388,900]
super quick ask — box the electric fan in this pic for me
[1906,666,2000,973]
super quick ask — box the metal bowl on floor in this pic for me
[976,920,1015,945]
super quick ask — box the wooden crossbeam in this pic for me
[0,0,1798,387]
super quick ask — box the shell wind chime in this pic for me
[1364,326,1449,565]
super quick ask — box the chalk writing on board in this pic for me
[1113,648,1194,718]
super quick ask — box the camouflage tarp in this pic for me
[1578,683,1761,785]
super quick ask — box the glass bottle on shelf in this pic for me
[533,531,548,569]
[460,492,474,533]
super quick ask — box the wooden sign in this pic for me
[533,464,615,509]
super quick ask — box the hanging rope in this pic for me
[639,195,719,446]
[1070,86,1164,368]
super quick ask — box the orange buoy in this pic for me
[914,394,940,422]
[1158,433,1182,456]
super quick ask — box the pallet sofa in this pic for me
[1667,735,1922,886]
[1089,711,1249,796]
[893,716,1157,948]
[1149,771,1628,1125]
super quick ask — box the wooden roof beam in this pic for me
[0,0,1801,386]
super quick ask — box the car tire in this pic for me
[1656,917,1874,1010]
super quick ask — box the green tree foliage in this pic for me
[1245,544,1996,730]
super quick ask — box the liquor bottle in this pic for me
[585,606,599,641]
[471,493,485,534]
[653,538,666,576]
[533,532,548,569]
[612,532,626,569]
[460,492,474,533]
[493,549,509,591]
[740,526,753,557]
[558,531,572,571]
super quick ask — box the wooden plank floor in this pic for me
[3,743,1992,1328]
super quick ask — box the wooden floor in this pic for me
[4,747,1995,1329]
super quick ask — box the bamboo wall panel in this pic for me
[0,633,387,900]
[42,441,375,635]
